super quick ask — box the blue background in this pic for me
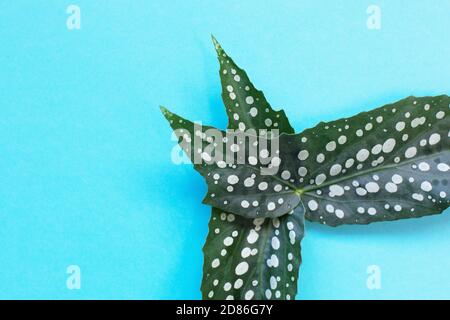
[1,0,449,299]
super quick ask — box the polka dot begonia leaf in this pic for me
[161,107,302,219]
[211,36,294,136]
[298,96,450,226]
[201,208,304,300]
[162,95,449,225]
[201,38,305,300]
[161,38,450,300]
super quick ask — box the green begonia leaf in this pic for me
[201,208,304,300]
[162,95,449,225]
[161,38,450,302]
[211,36,294,135]
[160,106,300,219]
[201,38,305,300]
[300,95,450,226]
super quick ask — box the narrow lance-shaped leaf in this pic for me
[201,208,304,300]
[201,38,305,300]
[212,36,294,135]
[160,106,302,219]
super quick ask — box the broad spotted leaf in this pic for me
[201,207,304,300]
[297,95,450,226]
[212,36,294,135]
[162,100,306,301]
[160,106,302,219]
[162,95,450,224]
[161,36,450,303]
[209,38,450,227]
[201,40,305,300]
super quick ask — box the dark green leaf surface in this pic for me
[299,95,450,226]
[161,38,449,302]
[212,36,294,135]
[209,38,450,227]
[162,95,449,225]
[160,107,302,219]
[201,40,305,299]
[201,207,304,300]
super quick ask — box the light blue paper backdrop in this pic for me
[0,0,449,299]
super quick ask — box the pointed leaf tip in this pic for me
[159,106,173,121]
[214,39,294,135]
[211,35,225,57]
